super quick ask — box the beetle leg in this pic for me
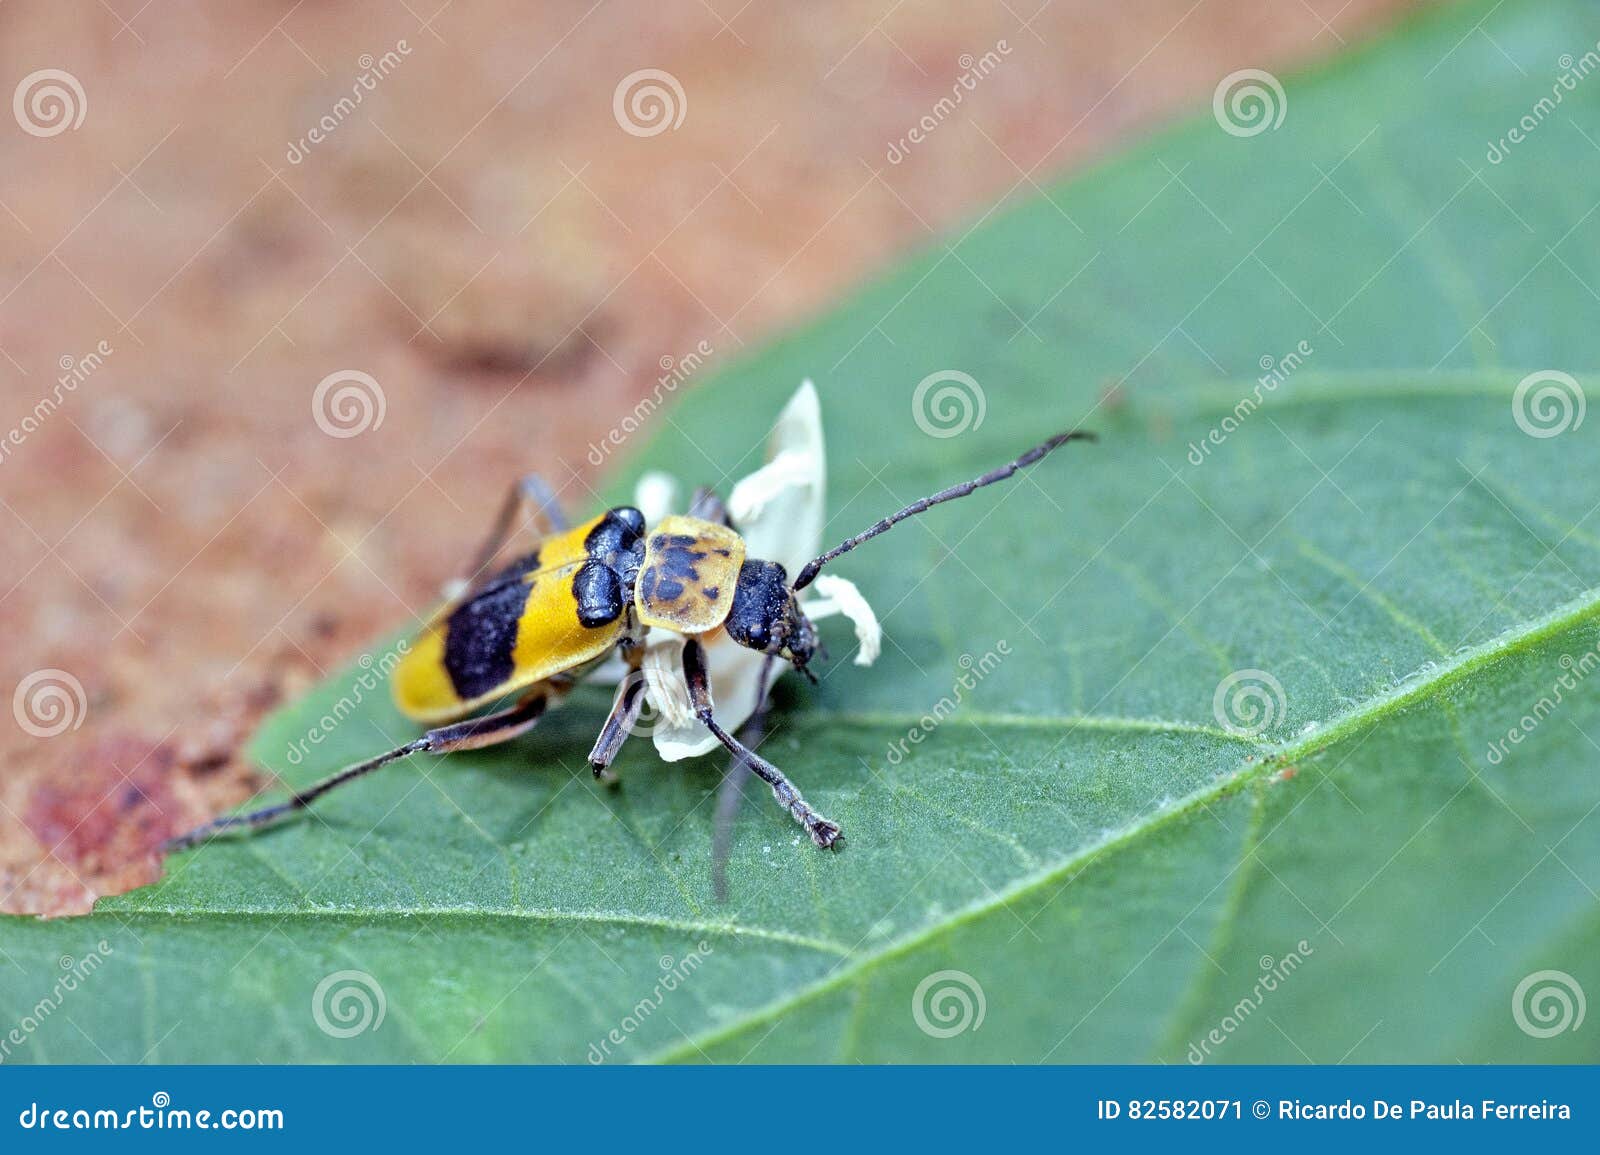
[687,485,731,526]
[681,638,841,849]
[454,473,570,598]
[712,650,778,900]
[586,671,648,777]
[162,688,553,853]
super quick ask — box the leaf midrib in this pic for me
[645,579,1600,1062]
[104,904,852,956]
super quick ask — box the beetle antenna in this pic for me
[790,428,1096,591]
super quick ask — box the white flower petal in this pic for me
[633,470,680,526]
[644,633,774,761]
[597,380,877,760]
[728,379,825,577]
[641,637,694,730]
[807,573,882,667]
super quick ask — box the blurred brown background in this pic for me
[0,0,1419,915]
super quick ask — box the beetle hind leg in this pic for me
[163,689,553,853]
[453,473,571,599]
[681,638,841,850]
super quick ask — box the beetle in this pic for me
[164,424,1095,854]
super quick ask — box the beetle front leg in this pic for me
[680,638,841,849]
[587,671,648,777]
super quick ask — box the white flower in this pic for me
[630,380,881,760]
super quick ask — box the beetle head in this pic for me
[725,559,820,676]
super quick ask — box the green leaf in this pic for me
[5,0,1599,1063]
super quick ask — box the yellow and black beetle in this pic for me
[166,422,1094,853]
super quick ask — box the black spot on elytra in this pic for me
[703,586,720,600]
[444,576,534,699]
